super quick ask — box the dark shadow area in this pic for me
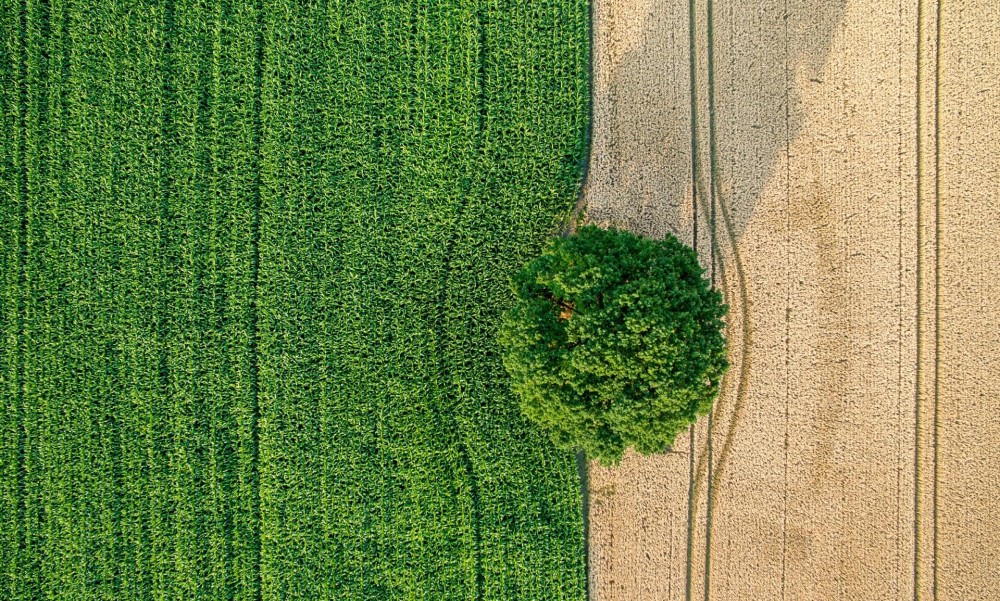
[583,0,694,242]
[713,0,849,239]
[584,0,849,242]
[576,451,590,597]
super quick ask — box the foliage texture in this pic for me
[499,226,729,465]
[0,0,588,598]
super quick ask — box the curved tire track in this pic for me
[687,0,755,594]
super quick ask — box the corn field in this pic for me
[0,0,589,598]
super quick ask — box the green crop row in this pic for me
[0,0,589,598]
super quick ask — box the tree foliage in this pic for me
[499,225,729,465]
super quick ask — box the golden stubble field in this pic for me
[582,0,1000,599]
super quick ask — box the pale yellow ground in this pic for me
[583,1,999,600]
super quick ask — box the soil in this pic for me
[583,1,1000,599]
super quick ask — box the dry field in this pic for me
[583,0,1000,599]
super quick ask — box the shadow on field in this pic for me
[583,0,848,242]
[581,1,848,597]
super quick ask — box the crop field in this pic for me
[584,0,1000,599]
[0,0,589,599]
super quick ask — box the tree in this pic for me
[498,225,728,465]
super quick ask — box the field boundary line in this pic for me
[688,0,700,253]
[685,424,696,601]
[576,450,590,599]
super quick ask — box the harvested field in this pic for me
[585,0,1000,599]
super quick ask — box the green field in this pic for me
[0,0,589,598]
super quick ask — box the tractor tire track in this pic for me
[913,1,942,599]
[686,0,754,597]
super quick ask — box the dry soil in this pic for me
[583,1,1000,599]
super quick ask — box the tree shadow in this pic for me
[583,0,849,243]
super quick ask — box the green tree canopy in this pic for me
[499,225,728,465]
